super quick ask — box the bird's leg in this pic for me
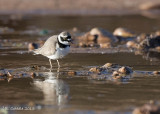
[57,59,60,68]
[49,59,53,71]
[57,60,60,73]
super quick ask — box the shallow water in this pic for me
[1,15,160,114]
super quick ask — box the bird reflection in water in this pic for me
[33,72,69,109]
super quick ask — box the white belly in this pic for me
[47,47,70,60]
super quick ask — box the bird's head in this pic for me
[58,31,73,45]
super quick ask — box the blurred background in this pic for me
[0,0,160,15]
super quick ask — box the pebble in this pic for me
[30,72,36,78]
[67,71,77,76]
[118,66,132,74]
[153,71,160,75]
[89,67,103,74]
[133,101,160,114]
[126,41,138,49]
[113,27,136,37]
[28,43,38,51]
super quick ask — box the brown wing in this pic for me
[34,35,58,56]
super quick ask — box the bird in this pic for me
[33,31,72,70]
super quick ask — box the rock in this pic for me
[76,27,118,47]
[99,43,112,48]
[155,30,160,36]
[78,42,87,47]
[118,66,132,74]
[139,35,160,51]
[30,65,41,70]
[30,72,36,79]
[155,46,160,51]
[77,32,97,42]
[76,32,98,47]
[126,41,138,49]
[97,34,112,45]
[103,63,118,68]
[7,72,13,78]
[7,72,14,82]
[0,72,7,77]
[112,71,120,76]
[153,71,160,75]
[133,101,160,114]
[89,67,104,74]
[90,27,118,43]
[113,27,136,37]
[68,71,77,76]
[28,43,38,51]
[72,27,78,32]
[136,33,147,43]
[112,71,125,80]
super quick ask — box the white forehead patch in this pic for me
[61,34,67,37]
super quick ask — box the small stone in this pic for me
[68,71,76,76]
[139,35,160,50]
[90,27,118,43]
[72,27,78,32]
[155,30,160,36]
[79,42,87,47]
[87,34,97,41]
[99,43,111,48]
[153,71,160,75]
[113,27,135,37]
[136,33,147,43]
[31,65,40,70]
[113,76,122,80]
[155,46,160,51]
[19,73,24,77]
[103,63,113,68]
[7,72,13,82]
[30,72,36,78]
[112,71,120,77]
[0,72,7,77]
[89,67,102,74]
[28,43,38,51]
[126,41,138,48]
[7,72,13,78]
[103,63,118,68]
[97,34,112,45]
[118,66,132,74]
[133,102,160,114]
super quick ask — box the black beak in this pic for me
[67,39,73,44]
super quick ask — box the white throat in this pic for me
[58,35,69,45]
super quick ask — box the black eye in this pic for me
[67,36,71,39]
